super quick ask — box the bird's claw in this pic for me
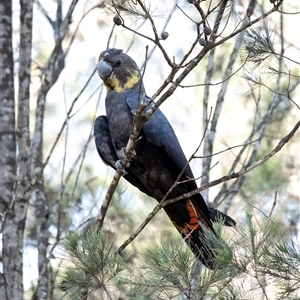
[115,160,129,176]
[115,147,135,176]
[118,147,136,159]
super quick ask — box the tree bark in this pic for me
[0,1,18,299]
[15,0,33,295]
[31,2,79,298]
[0,1,33,299]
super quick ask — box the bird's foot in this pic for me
[115,159,129,176]
[115,147,136,175]
[117,147,136,159]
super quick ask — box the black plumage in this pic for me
[94,48,235,269]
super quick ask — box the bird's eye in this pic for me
[114,60,122,67]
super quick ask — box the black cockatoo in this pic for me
[94,48,235,269]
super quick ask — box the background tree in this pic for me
[0,0,299,299]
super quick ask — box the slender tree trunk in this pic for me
[0,1,33,298]
[32,91,49,300]
[30,2,79,296]
[16,0,33,294]
[0,1,18,298]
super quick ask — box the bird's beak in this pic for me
[98,59,112,81]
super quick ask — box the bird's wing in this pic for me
[94,115,153,197]
[126,94,195,180]
[94,116,119,168]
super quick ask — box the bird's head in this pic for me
[98,48,142,93]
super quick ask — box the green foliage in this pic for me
[259,241,300,299]
[241,21,275,68]
[61,215,300,299]
[62,229,129,299]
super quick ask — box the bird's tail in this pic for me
[170,198,232,269]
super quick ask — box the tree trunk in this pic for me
[0,1,18,298]
[0,1,33,299]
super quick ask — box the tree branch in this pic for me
[117,120,300,254]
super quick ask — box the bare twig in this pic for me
[96,169,124,231]
[36,0,55,28]
[201,2,254,202]
[43,67,97,168]
[216,6,291,210]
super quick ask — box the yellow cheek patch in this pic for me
[107,69,140,93]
